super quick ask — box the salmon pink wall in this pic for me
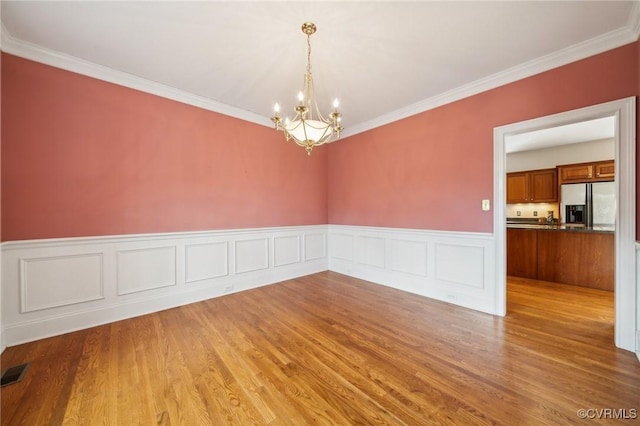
[328,43,639,234]
[1,55,327,241]
[3,43,639,242]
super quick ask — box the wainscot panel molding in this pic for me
[328,225,496,314]
[235,238,270,274]
[304,233,327,261]
[117,246,177,295]
[20,253,104,312]
[1,226,328,348]
[274,235,301,267]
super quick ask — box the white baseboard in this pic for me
[1,226,328,347]
[328,225,497,315]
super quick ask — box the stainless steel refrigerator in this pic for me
[560,182,616,226]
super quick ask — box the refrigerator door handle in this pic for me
[586,183,593,226]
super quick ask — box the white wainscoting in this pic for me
[1,226,327,348]
[328,225,497,314]
[0,223,519,350]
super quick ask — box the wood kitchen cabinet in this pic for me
[506,168,557,203]
[594,160,615,180]
[506,228,614,291]
[506,228,537,279]
[536,231,614,291]
[558,160,614,183]
[506,173,528,203]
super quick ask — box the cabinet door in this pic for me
[507,229,537,279]
[529,169,557,202]
[594,161,614,180]
[506,173,529,203]
[559,163,593,182]
[536,231,613,290]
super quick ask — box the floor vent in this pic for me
[1,362,31,387]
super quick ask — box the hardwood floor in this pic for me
[1,272,638,425]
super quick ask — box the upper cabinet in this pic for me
[507,168,557,203]
[506,172,529,203]
[558,160,614,184]
[594,161,615,180]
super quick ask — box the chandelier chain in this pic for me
[306,33,312,76]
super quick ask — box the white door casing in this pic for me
[493,97,637,352]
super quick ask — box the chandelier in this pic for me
[271,22,343,155]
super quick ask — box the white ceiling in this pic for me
[2,1,639,138]
[505,116,616,154]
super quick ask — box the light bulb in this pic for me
[297,91,304,102]
[274,103,280,113]
[333,98,339,109]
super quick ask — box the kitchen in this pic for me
[505,117,615,291]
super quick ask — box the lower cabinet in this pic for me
[507,228,614,291]
[506,229,537,279]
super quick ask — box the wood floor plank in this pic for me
[2,271,639,425]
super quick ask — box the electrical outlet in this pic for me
[224,284,234,293]
[517,211,521,216]
[481,199,490,211]
[533,211,538,216]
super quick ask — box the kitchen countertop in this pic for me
[506,222,614,234]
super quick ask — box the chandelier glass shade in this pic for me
[271,22,343,155]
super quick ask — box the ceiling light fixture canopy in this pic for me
[271,22,343,155]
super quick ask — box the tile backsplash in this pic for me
[506,203,559,220]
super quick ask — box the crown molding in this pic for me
[2,17,638,138]
[627,0,640,38]
[342,24,639,138]
[0,23,273,129]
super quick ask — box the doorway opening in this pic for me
[493,97,636,352]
